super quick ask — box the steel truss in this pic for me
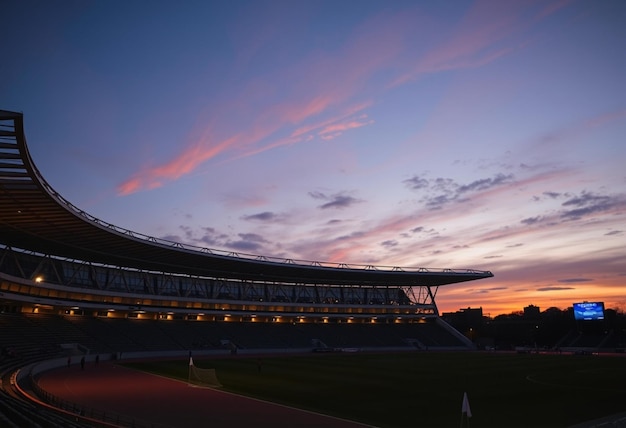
[0,245,439,317]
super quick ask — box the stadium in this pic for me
[1,110,624,428]
[0,109,496,425]
[0,109,494,423]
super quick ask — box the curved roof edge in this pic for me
[0,109,493,286]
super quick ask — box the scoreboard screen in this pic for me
[573,302,604,321]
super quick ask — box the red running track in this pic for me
[37,363,372,428]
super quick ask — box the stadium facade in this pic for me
[0,109,492,332]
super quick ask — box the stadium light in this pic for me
[34,275,44,283]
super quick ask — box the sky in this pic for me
[2,0,625,317]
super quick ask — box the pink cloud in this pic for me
[265,94,337,126]
[117,177,142,196]
[117,134,240,196]
[117,56,383,195]
[318,115,374,138]
[117,3,576,196]
[115,8,414,195]
[116,90,339,196]
[320,133,340,141]
[392,0,569,86]
[291,102,373,139]
[118,95,376,195]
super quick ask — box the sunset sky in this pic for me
[2,1,624,316]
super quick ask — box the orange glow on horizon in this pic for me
[437,276,625,317]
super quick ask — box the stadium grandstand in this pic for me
[0,109,493,426]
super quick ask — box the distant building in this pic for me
[524,304,540,319]
[442,307,483,328]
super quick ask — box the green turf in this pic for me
[121,352,626,428]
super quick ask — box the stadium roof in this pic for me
[0,110,493,287]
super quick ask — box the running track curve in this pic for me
[37,362,373,428]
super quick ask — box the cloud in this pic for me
[391,1,561,85]
[543,191,561,199]
[226,104,370,161]
[558,278,592,283]
[521,216,542,226]
[242,211,282,222]
[562,192,610,208]
[290,102,373,140]
[159,225,229,249]
[380,240,398,248]
[403,176,429,190]
[536,286,576,292]
[226,232,269,252]
[464,286,507,295]
[405,172,515,210]
[335,230,367,242]
[237,232,267,243]
[309,191,364,210]
[431,177,458,193]
[560,191,625,221]
[522,189,626,228]
[308,191,327,200]
[425,194,456,210]
[318,115,374,141]
[220,191,269,209]
[321,195,363,210]
[117,133,241,195]
[457,173,514,193]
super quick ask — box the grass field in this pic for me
[122,351,626,428]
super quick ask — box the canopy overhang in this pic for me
[0,110,493,287]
